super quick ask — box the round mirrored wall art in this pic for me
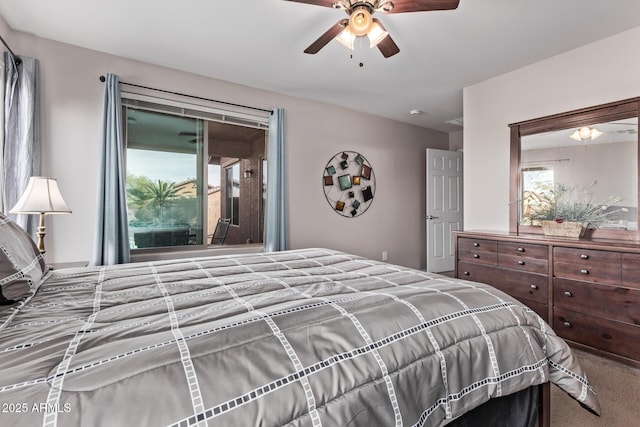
[322,151,375,218]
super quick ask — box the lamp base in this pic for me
[36,213,46,254]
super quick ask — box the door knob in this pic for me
[427,215,439,220]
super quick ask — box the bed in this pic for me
[0,213,600,426]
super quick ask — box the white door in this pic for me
[426,149,463,272]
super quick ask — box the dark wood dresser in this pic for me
[454,231,640,368]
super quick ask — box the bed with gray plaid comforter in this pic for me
[0,248,600,426]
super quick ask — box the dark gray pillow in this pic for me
[0,212,47,304]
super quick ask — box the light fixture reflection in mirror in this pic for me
[570,126,603,143]
[520,117,638,231]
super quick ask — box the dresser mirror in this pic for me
[509,97,640,239]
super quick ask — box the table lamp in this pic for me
[9,176,72,254]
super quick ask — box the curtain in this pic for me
[90,73,130,265]
[264,108,287,252]
[2,53,40,236]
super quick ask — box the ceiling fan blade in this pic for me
[282,0,340,9]
[377,35,400,58]
[304,19,348,54]
[376,36,400,57]
[371,19,399,58]
[383,0,460,14]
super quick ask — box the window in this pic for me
[123,97,268,250]
[521,167,554,225]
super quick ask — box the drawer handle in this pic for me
[473,243,480,247]
[518,260,525,265]
[580,269,589,275]
[563,291,573,297]
[563,322,572,328]
[530,284,538,290]
[580,254,589,259]
[517,247,525,252]
[473,254,480,258]
[464,271,470,276]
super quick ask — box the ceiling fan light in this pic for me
[569,129,582,141]
[570,126,602,141]
[367,22,388,47]
[589,128,603,139]
[336,27,356,50]
[349,7,373,36]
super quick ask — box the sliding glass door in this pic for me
[123,101,267,251]
[125,108,205,249]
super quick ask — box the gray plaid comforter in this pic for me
[0,248,599,426]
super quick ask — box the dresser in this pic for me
[454,231,640,368]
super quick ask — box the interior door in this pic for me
[426,148,463,272]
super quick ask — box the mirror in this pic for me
[510,97,640,240]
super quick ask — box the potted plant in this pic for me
[527,182,622,238]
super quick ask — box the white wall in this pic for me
[463,26,640,232]
[7,28,448,268]
[522,141,637,206]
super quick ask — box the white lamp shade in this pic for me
[367,21,388,48]
[9,177,71,214]
[589,128,603,139]
[336,27,356,50]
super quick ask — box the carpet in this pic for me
[550,348,640,426]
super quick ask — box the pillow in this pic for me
[0,212,47,304]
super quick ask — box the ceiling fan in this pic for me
[284,0,460,58]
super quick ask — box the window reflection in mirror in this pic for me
[519,117,638,231]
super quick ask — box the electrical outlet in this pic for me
[382,251,388,261]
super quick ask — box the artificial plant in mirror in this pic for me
[510,97,640,240]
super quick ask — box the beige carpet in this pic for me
[551,349,640,426]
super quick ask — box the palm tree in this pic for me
[127,178,180,223]
[144,180,180,222]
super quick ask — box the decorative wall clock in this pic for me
[322,151,376,217]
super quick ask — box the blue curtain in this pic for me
[2,53,40,236]
[264,108,287,252]
[90,73,130,265]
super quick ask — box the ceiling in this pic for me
[1,0,640,133]
[126,106,266,158]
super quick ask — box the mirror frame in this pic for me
[509,97,640,240]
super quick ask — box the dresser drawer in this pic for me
[491,271,548,304]
[553,247,621,284]
[554,278,640,325]
[457,237,498,254]
[458,250,497,265]
[458,262,549,321]
[622,253,640,290]
[458,262,548,304]
[499,241,548,260]
[554,308,640,362]
[498,254,548,274]
[457,261,500,283]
